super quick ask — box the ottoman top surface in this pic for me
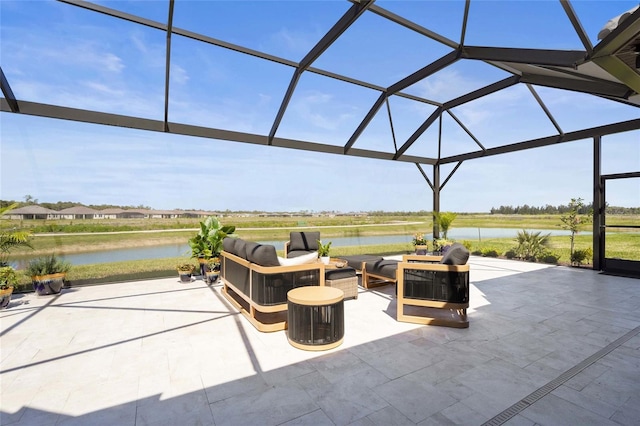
[288,286,344,305]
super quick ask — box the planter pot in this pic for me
[178,272,193,283]
[205,271,220,285]
[320,256,330,265]
[32,273,66,296]
[197,258,208,276]
[414,245,429,255]
[0,287,13,309]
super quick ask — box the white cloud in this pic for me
[81,81,126,97]
[269,27,316,57]
[290,91,358,131]
[170,64,189,85]
[102,53,125,73]
[130,32,148,54]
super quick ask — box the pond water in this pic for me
[14,227,577,267]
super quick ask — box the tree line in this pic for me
[490,203,639,215]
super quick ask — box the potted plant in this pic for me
[204,257,220,285]
[26,254,71,296]
[412,233,429,255]
[433,238,453,255]
[177,262,195,283]
[188,216,236,276]
[317,240,332,265]
[0,266,18,309]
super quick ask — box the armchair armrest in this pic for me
[403,254,443,263]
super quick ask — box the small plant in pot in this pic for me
[0,266,18,309]
[412,233,429,255]
[433,238,453,255]
[188,216,236,276]
[317,240,332,265]
[204,257,221,285]
[26,254,71,296]
[177,262,196,283]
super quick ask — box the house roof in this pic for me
[98,208,125,214]
[9,205,59,214]
[58,206,99,214]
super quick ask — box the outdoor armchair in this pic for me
[397,243,470,328]
[284,231,321,258]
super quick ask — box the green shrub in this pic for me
[481,248,499,257]
[26,254,72,276]
[571,248,593,266]
[514,229,550,262]
[461,240,473,250]
[505,249,517,259]
[472,249,482,256]
[538,251,561,264]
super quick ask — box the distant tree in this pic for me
[23,195,38,205]
[560,197,592,265]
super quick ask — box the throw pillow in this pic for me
[278,251,319,266]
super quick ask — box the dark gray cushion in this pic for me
[341,255,384,271]
[325,267,356,280]
[243,241,259,261]
[289,232,320,252]
[233,239,248,259]
[440,243,470,265]
[365,260,399,280]
[246,243,280,267]
[223,237,237,255]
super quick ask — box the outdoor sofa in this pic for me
[220,237,324,332]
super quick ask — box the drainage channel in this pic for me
[482,325,640,426]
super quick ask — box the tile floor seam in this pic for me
[480,324,640,426]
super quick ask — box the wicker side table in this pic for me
[287,286,344,351]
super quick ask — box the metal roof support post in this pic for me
[593,136,603,271]
[433,163,440,240]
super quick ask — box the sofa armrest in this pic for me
[284,241,290,257]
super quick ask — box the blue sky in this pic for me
[1,0,639,213]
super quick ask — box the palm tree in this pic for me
[0,203,32,266]
[514,229,549,261]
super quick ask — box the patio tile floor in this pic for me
[1,256,639,425]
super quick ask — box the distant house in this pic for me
[96,208,125,219]
[181,211,202,218]
[119,209,148,219]
[5,205,60,220]
[147,210,181,219]
[58,206,99,220]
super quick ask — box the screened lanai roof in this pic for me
[1,0,639,168]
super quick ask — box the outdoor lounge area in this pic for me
[1,256,639,425]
